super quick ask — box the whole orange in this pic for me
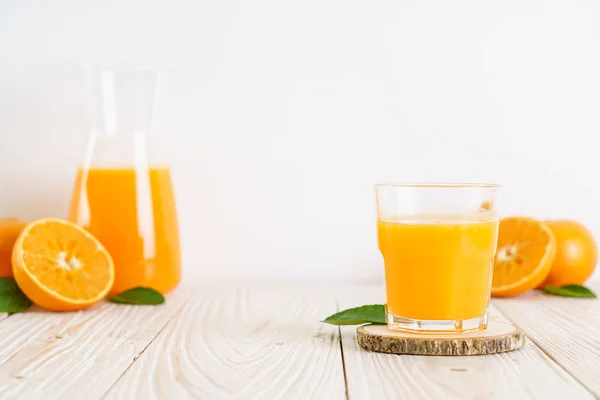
[541,220,597,287]
[0,218,28,278]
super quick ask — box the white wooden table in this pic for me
[0,284,598,400]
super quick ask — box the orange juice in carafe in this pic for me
[69,66,180,294]
[69,166,180,294]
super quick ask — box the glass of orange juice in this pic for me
[68,65,181,294]
[375,183,500,333]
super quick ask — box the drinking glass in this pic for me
[375,183,500,332]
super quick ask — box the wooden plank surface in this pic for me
[339,285,594,400]
[0,284,598,400]
[0,288,190,400]
[104,285,346,400]
[494,283,600,397]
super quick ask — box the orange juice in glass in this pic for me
[375,183,500,332]
[69,66,180,294]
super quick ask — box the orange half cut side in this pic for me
[12,218,115,311]
[492,217,556,298]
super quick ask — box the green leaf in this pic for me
[542,284,597,299]
[322,304,386,325]
[108,287,165,305]
[0,278,32,313]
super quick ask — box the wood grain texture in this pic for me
[104,285,346,400]
[339,285,594,400]
[493,283,600,397]
[357,321,525,356]
[0,288,190,400]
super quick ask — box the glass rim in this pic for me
[374,182,501,189]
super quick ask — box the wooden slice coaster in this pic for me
[357,321,525,356]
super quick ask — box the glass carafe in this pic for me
[68,66,180,294]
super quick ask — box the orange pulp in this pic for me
[68,167,180,294]
[378,217,498,320]
[12,218,115,311]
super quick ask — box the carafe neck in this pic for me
[86,66,161,139]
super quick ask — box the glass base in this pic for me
[387,311,488,333]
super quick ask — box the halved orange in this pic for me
[492,217,556,297]
[12,218,114,311]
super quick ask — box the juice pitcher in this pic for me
[68,66,180,294]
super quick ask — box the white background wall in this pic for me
[1,0,599,283]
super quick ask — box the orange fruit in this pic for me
[12,218,114,311]
[541,220,597,287]
[492,217,556,297]
[0,218,28,278]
